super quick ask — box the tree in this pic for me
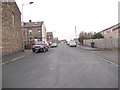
[78,35,85,45]
[91,32,104,39]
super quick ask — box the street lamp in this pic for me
[21,2,34,51]
[22,2,34,26]
[29,2,34,4]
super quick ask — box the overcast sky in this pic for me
[15,0,119,40]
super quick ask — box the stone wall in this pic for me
[2,2,23,55]
[0,1,2,54]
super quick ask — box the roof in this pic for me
[23,21,44,28]
[100,23,120,33]
[112,26,120,31]
[47,32,53,36]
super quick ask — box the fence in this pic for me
[83,38,119,49]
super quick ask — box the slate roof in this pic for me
[23,21,44,28]
[47,32,53,36]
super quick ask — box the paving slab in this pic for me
[2,50,33,63]
[78,45,118,65]
[91,50,118,65]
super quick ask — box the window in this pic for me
[29,32,32,35]
[12,12,15,25]
[38,29,41,33]
[34,22,37,25]
[34,37,37,39]
[29,30,32,35]
[119,30,120,33]
[23,31,25,35]
[106,30,109,33]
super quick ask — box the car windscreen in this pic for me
[70,41,76,44]
[35,41,44,45]
[45,42,48,45]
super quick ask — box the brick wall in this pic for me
[2,2,23,55]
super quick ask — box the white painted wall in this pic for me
[83,38,118,49]
[42,22,47,41]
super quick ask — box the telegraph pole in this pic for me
[75,26,77,39]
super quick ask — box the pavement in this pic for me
[2,50,33,64]
[78,44,111,51]
[78,45,118,66]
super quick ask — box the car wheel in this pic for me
[43,48,46,52]
[35,49,39,53]
[32,50,35,52]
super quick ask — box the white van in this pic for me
[69,41,77,47]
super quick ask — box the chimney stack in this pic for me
[29,20,32,22]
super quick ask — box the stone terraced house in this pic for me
[23,20,47,49]
[2,1,23,55]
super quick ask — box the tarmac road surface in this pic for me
[2,44,118,88]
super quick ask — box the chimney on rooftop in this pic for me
[29,20,32,22]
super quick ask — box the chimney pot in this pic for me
[29,20,32,22]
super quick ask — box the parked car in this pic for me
[32,41,49,52]
[45,41,50,49]
[69,41,77,47]
[50,43,57,48]
[67,41,70,45]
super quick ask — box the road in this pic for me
[2,44,118,88]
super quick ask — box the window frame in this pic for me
[12,12,15,25]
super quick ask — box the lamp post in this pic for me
[21,2,34,51]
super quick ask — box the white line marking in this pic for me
[103,58,119,67]
[0,55,27,65]
[91,51,119,67]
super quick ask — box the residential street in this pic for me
[2,44,118,88]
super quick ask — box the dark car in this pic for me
[32,41,49,53]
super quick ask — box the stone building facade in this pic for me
[2,2,23,55]
[47,32,53,44]
[23,20,47,49]
[0,1,2,54]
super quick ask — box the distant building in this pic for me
[53,37,59,44]
[47,32,53,44]
[23,20,47,48]
[60,39,67,44]
[2,1,23,55]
